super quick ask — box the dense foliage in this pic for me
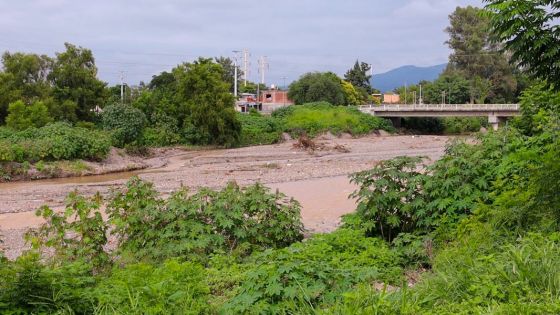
[238,103,393,145]
[107,177,304,262]
[102,104,147,147]
[288,72,347,105]
[0,122,111,163]
[485,0,560,88]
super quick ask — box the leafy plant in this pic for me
[225,229,403,314]
[350,156,427,241]
[107,177,304,262]
[93,260,211,314]
[102,104,147,147]
[26,192,110,269]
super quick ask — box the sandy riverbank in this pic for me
[0,134,453,259]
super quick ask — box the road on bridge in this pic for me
[359,104,520,130]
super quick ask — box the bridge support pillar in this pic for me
[488,114,506,131]
[389,117,402,128]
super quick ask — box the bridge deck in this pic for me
[359,104,519,112]
[359,104,520,118]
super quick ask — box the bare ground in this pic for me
[0,134,452,259]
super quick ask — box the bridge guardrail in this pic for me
[359,104,520,112]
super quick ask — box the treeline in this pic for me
[0,46,243,148]
[395,6,529,105]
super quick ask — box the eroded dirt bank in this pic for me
[0,135,452,259]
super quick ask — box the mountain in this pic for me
[371,63,447,93]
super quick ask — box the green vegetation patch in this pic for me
[0,122,111,163]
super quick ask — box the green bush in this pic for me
[93,260,211,314]
[102,104,147,147]
[0,122,111,163]
[238,112,283,146]
[5,100,53,131]
[0,253,96,314]
[107,177,304,262]
[350,156,427,241]
[224,228,403,313]
[281,103,393,137]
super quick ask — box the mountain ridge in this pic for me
[371,63,447,93]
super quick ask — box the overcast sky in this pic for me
[0,0,482,86]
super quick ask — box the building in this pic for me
[382,93,400,104]
[236,93,262,113]
[236,89,294,113]
[258,89,294,112]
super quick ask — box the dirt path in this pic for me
[0,135,452,259]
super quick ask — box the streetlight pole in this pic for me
[232,50,241,98]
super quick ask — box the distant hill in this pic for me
[371,64,447,93]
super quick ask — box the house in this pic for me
[382,93,400,104]
[236,93,262,113]
[258,89,293,112]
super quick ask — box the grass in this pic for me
[238,103,394,146]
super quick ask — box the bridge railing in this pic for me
[359,104,520,112]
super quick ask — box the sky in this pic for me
[0,0,482,87]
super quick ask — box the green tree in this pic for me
[288,72,346,105]
[49,43,106,121]
[215,56,241,93]
[1,52,52,101]
[0,52,52,122]
[174,58,241,146]
[446,6,519,103]
[344,60,372,93]
[5,100,52,130]
[102,104,147,147]
[341,80,365,105]
[484,0,560,87]
[423,72,471,104]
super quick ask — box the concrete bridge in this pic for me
[358,104,520,130]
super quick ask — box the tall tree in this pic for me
[215,56,242,92]
[48,43,106,121]
[288,72,346,105]
[484,0,560,87]
[1,52,52,101]
[344,60,372,93]
[174,58,240,146]
[0,52,52,122]
[445,6,518,103]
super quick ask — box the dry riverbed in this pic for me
[0,134,453,259]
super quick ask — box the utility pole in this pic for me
[258,56,268,85]
[419,84,423,104]
[281,76,288,106]
[120,71,125,104]
[232,50,241,98]
[404,83,407,105]
[442,91,446,104]
[242,49,250,87]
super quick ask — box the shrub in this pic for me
[5,100,53,130]
[26,192,110,269]
[282,103,393,137]
[349,156,427,241]
[93,260,211,314]
[107,177,304,262]
[0,253,96,314]
[0,122,111,163]
[102,104,147,147]
[224,229,403,313]
[238,112,283,146]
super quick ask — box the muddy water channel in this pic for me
[0,135,452,259]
